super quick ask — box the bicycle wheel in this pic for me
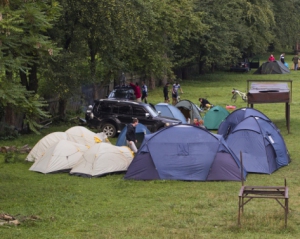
[231,94,237,102]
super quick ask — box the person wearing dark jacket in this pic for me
[163,82,170,103]
[199,98,212,109]
[126,118,139,153]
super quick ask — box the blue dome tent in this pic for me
[218,107,272,137]
[125,125,247,181]
[225,116,290,174]
[155,103,187,123]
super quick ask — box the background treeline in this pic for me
[1,0,300,133]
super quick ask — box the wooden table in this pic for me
[238,181,289,228]
[247,80,292,133]
[237,152,289,228]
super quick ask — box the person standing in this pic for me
[280,53,285,64]
[163,82,170,103]
[172,81,183,105]
[126,118,139,153]
[129,82,142,102]
[141,81,148,103]
[292,55,299,71]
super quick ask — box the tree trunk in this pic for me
[93,83,99,99]
[28,62,38,92]
[58,98,67,120]
[149,74,155,90]
[182,67,189,80]
[199,60,205,74]
[4,104,14,127]
[20,70,29,90]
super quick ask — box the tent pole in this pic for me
[240,151,244,186]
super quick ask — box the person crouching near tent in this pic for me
[199,98,213,110]
[126,118,139,153]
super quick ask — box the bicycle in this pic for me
[231,88,247,102]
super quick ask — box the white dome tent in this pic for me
[70,143,133,178]
[66,126,110,146]
[26,132,69,162]
[29,140,89,174]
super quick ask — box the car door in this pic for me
[132,105,155,132]
[117,103,133,130]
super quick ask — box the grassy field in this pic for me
[1,53,300,238]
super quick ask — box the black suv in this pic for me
[107,86,136,100]
[86,99,182,137]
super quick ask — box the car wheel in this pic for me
[102,123,117,138]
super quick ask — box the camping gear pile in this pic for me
[27,126,134,177]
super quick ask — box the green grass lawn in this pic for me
[1,55,300,238]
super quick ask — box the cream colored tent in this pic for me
[26,132,69,162]
[70,143,133,177]
[29,140,89,174]
[96,132,110,143]
[66,126,110,146]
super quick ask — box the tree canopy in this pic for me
[1,0,300,131]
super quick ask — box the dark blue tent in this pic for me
[225,116,290,174]
[116,123,151,149]
[124,125,247,181]
[155,103,187,123]
[218,107,272,137]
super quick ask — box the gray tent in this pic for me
[175,100,202,122]
[253,61,290,74]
